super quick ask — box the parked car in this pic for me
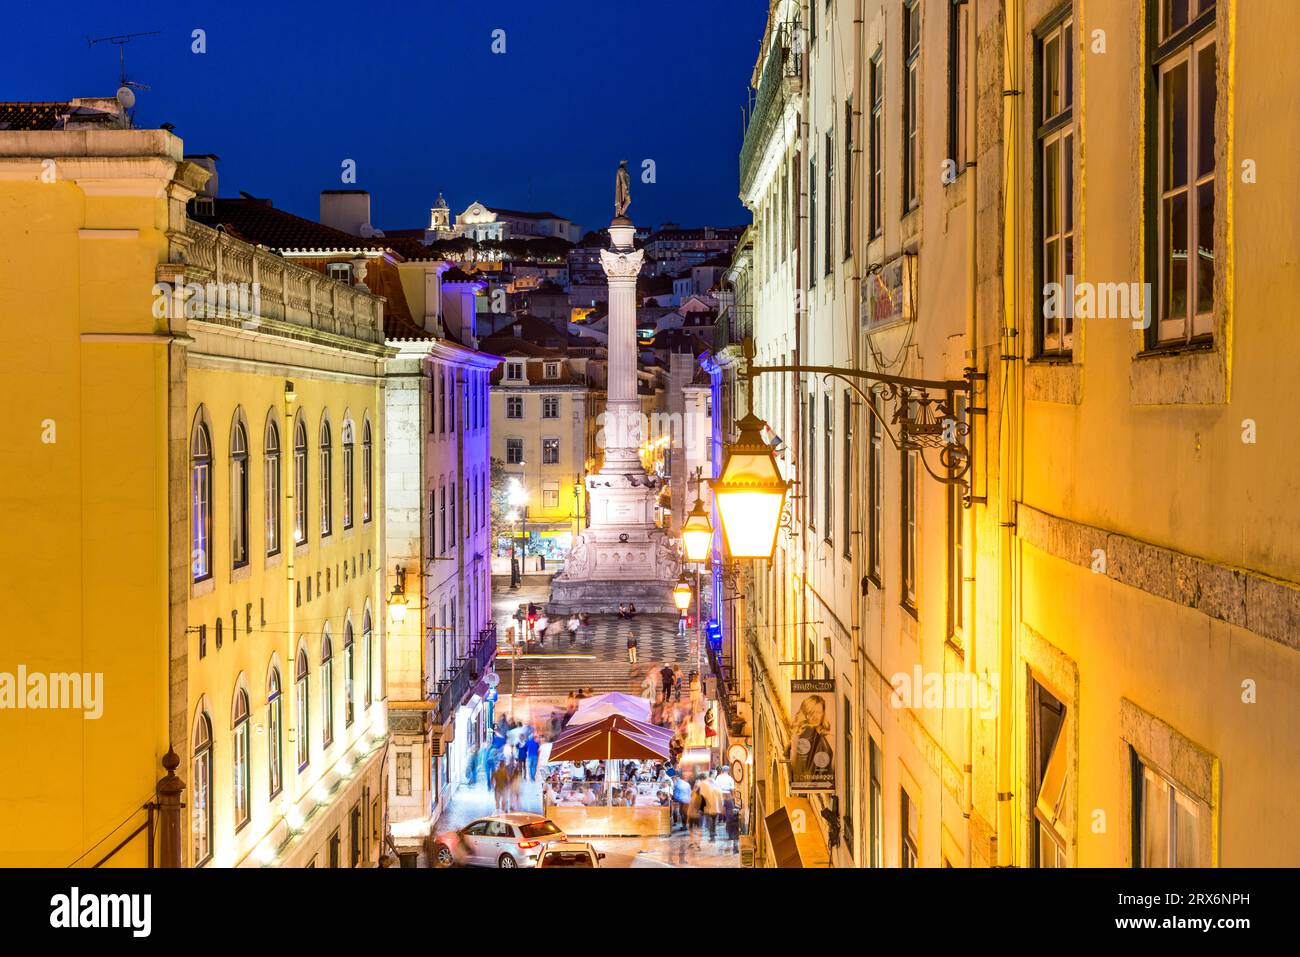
[537,841,606,868]
[431,813,566,868]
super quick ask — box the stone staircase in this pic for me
[500,658,642,697]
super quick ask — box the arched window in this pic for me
[232,686,251,831]
[192,711,213,865]
[342,420,355,530]
[319,419,333,537]
[363,609,373,708]
[293,417,308,545]
[191,421,212,582]
[231,419,249,568]
[267,665,283,798]
[362,419,373,523]
[295,647,310,770]
[265,417,281,556]
[343,620,355,727]
[320,632,335,748]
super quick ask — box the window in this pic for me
[542,396,559,419]
[824,130,834,276]
[449,372,457,434]
[395,750,412,797]
[1037,11,1076,354]
[869,738,883,867]
[338,622,353,729]
[902,446,919,611]
[319,420,333,537]
[542,482,559,509]
[267,666,283,798]
[450,481,458,547]
[506,396,523,419]
[192,711,213,865]
[295,647,310,770]
[328,830,341,868]
[191,420,212,582]
[544,361,560,379]
[808,152,818,286]
[542,437,560,465]
[230,420,249,568]
[843,99,854,258]
[823,392,833,537]
[293,417,308,545]
[1153,0,1216,344]
[506,438,523,464]
[464,478,470,541]
[901,787,919,867]
[842,391,854,556]
[949,0,970,171]
[439,484,447,554]
[232,687,250,831]
[869,52,885,238]
[948,395,968,637]
[806,391,816,530]
[327,262,352,284]
[362,419,373,523]
[342,421,354,529]
[1136,758,1204,867]
[868,401,884,584]
[264,419,281,556]
[438,369,446,433]
[903,0,922,211]
[363,610,373,708]
[506,361,524,380]
[843,696,855,857]
[321,633,335,748]
[1033,679,1070,867]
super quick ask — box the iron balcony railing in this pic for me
[739,19,802,198]
[714,303,753,353]
[433,623,497,727]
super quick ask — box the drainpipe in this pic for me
[962,0,979,867]
[996,0,1025,869]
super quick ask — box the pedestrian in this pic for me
[466,743,480,787]
[672,665,684,702]
[535,613,549,646]
[672,771,692,830]
[627,629,639,664]
[715,763,736,814]
[539,553,546,571]
[567,614,580,644]
[698,770,723,842]
[687,778,704,849]
[725,802,741,851]
[492,760,509,813]
[660,664,674,702]
[525,731,540,780]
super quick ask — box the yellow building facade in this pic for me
[0,112,393,867]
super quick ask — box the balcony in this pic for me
[739,20,802,199]
[432,623,497,727]
[181,220,386,346]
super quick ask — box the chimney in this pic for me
[320,190,371,236]
[185,155,219,197]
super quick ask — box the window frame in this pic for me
[868,394,884,584]
[948,0,970,173]
[903,0,922,213]
[293,416,309,546]
[267,665,283,798]
[232,687,251,832]
[342,420,355,530]
[901,444,919,615]
[869,51,885,239]
[230,419,250,569]
[320,633,335,749]
[318,418,333,538]
[191,419,213,583]
[295,648,310,771]
[1034,8,1077,356]
[264,417,281,557]
[192,711,213,866]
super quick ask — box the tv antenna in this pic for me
[87,31,159,108]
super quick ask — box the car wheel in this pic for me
[498,853,518,869]
[435,845,454,868]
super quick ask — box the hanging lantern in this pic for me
[672,575,694,612]
[709,411,789,560]
[680,494,714,563]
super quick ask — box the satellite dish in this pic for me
[116,86,136,109]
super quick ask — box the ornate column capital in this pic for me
[599,247,645,279]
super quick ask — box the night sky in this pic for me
[1,0,765,235]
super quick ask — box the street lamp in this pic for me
[506,508,521,590]
[388,566,409,623]
[710,410,789,561]
[681,490,714,564]
[672,575,694,612]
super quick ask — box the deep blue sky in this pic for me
[1,0,765,234]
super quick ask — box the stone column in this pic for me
[599,219,645,472]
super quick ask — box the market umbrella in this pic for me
[570,691,652,725]
[548,714,673,762]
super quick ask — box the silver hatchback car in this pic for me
[431,813,566,868]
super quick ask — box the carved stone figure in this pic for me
[614,159,631,218]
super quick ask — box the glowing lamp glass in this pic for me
[672,578,693,611]
[710,413,789,561]
[680,502,713,563]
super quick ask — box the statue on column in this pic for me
[614,159,631,218]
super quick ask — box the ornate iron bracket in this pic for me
[742,338,985,501]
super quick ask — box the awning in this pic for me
[763,796,831,868]
[571,692,651,726]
